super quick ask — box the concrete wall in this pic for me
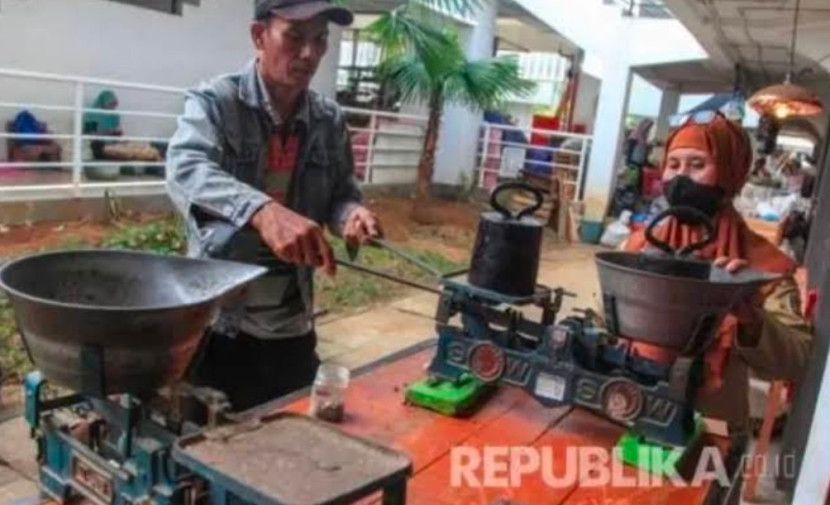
[432,0,497,186]
[626,17,707,67]
[0,0,341,159]
[0,0,252,85]
[573,73,601,133]
[0,0,252,144]
[513,0,706,81]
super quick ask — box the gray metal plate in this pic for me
[174,412,412,505]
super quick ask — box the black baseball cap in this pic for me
[255,0,354,26]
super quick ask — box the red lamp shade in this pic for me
[748,82,824,119]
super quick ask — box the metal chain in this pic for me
[789,0,802,77]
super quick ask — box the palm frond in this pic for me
[367,7,451,62]
[368,7,463,81]
[377,53,435,105]
[444,56,537,111]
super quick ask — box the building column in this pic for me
[572,73,602,132]
[582,34,633,221]
[432,0,498,187]
[654,86,680,142]
[311,25,343,99]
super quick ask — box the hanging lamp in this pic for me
[748,0,824,118]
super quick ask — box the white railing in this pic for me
[476,123,592,201]
[0,68,428,201]
[342,107,428,186]
[497,51,569,83]
[0,67,181,201]
[0,68,592,204]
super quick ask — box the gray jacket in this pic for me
[166,60,362,335]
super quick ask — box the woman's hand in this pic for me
[713,256,748,273]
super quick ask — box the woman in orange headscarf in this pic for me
[623,111,812,434]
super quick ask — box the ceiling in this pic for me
[637,0,830,133]
[634,60,735,94]
[495,0,578,54]
[345,0,578,55]
[646,0,830,93]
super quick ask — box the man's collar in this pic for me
[255,66,282,126]
[240,59,310,128]
[239,59,261,109]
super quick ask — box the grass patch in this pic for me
[102,219,186,255]
[316,237,466,312]
[0,297,31,382]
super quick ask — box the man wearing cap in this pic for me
[166,0,382,412]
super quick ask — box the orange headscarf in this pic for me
[624,114,796,391]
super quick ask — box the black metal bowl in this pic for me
[595,251,781,352]
[0,250,266,396]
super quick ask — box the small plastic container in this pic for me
[309,363,350,423]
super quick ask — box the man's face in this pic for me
[252,14,329,91]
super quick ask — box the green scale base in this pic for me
[405,375,490,416]
[615,415,706,475]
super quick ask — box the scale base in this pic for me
[405,375,490,416]
[615,415,706,475]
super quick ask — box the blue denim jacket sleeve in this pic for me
[166,87,272,234]
[327,109,362,236]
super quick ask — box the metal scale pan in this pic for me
[0,249,266,396]
[595,207,781,352]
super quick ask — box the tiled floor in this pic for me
[0,167,163,187]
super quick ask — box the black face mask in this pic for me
[662,176,725,218]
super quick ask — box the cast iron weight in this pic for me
[468,181,545,298]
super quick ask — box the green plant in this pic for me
[315,236,466,312]
[368,1,535,199]
[102,219,186,255]
[0,296,32,381]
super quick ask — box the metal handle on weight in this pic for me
[490,181,544,220]
[645,206,716,257]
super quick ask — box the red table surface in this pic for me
[275,345,736,505]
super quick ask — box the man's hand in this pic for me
[715,256,764,345]
[343,206,383,246]
[251,201,336,276]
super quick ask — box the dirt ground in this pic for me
[0,220,111,257]
[0,195,483,261]
[363,195,481,262]
[0,214,166,258]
